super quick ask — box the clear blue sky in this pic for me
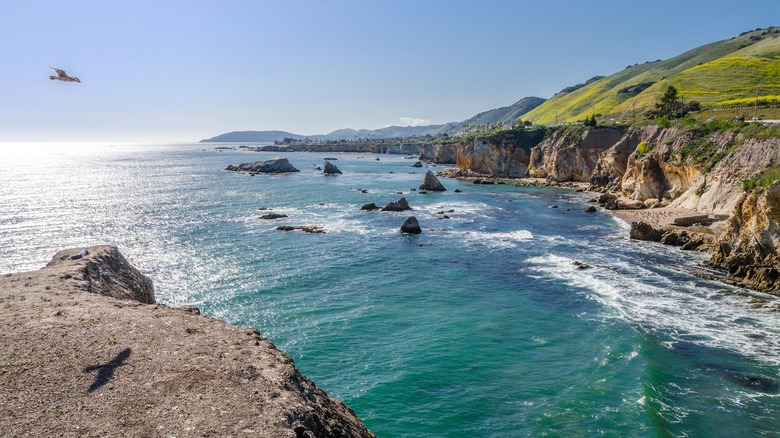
[1,0,776,143]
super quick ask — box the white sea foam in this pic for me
[450,229,534,249]
[526,253,780,366]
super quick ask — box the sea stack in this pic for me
[323,161,342,175]
[225,157,299,173]
[400,216,422,234]
[419,170,446,191]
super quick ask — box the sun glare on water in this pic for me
[1,142,147,158]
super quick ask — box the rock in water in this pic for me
[629,221,663,241]
[382,197,411,212]
[323,161,342,175]
[400,216,421,234]
[259,213,288,220]
[412,161,423,168]
[360,203,380,211]
[276,225,326,233]
[419,170,446,191]
[225,157,300,173]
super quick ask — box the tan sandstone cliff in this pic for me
[710,183,780,292]
[445,122,780,293]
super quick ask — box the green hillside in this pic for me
[459,96,546,126]
[523,28,780,125]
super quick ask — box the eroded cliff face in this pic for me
[672,137,780,215]
[448,122,780,293]
[528,128,623,181]
[420,142,458,164]
[620,145,702,204]
[456,129,546,177]
[453,125,778,211]
[710,183,780,292]
[590,127,652,188]
[458,138,530,177]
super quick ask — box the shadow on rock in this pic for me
[83,347,132,392]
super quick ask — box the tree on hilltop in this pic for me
[656,86,679,118]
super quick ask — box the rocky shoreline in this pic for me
[0,246,374,437]
[435,122,780,295]
[437,171,772,292]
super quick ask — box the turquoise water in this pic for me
[2,144,780,437]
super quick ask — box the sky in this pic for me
[0,0,777,143]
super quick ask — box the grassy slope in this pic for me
[523,29,780,125]
[460,97,546,126]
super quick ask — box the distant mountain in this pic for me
[323,125,449,139]
[522,27,780,124]
[458,96,546,127]
[202,130,306,142]
[201,123,464,143]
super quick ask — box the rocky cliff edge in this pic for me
[0,245,374,437]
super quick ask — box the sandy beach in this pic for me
[610,207,729,235]
[610,207,699,228]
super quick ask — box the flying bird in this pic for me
[49,67,80,83]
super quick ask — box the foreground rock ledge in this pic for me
[0,245,374,437]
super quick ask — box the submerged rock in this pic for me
[400,216,422,234]
[360,203,381,211]
[573,261,592,269]
[259,213,288,220]
[276,225,326,234]
[419,170,446,191]
[412,161,423,168]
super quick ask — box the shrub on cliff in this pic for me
[741,165,780,192]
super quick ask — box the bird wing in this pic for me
[50,67,68,78]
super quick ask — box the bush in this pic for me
[636,141,650,154]
[741,165,780,192]
[656,116,672,128]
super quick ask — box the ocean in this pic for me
[2,143,779,437]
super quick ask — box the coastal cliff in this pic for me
[0,246,374,437]
[455,128,546,177]
[444,122,780,293]
[528,127,623,181]
[710,183,780,292]
[419,142,458,164]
